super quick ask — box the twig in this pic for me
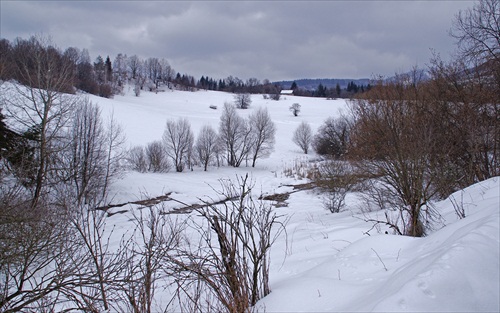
[371,248,388,271]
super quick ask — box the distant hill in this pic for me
[273,78,371,91]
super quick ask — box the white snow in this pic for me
[55,86,500,311]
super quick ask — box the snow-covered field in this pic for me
[90,86,498,312]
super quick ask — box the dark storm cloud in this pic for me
[0,0,475,81]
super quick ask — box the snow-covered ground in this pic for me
[90,86,499,312]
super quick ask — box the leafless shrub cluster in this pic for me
[281,157,320,180]
[171,175,288,313]
[312,115,352,158]
[127,141,171,173]
[316,160,358,213]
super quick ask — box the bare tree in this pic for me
[195,125,219,171]
[249,107,276,167]
[163,118,194,172]
[289,103,301,116]
[292,121,313,154]
[233,93,252,109]
[128,55,141,80]
[2,36,78,207]
[219,103,254,167]
[444,0,500,184]
[451,0,500,67]
[101,113,126,198]
[112,53,127,94]
[60,98,109,205]
[145,57,162,91]
[159,58,175,87]
[349,73,442,237]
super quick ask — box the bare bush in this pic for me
[317,160,357,213]
[172,175,288,313]
[128,145,147,173]
[0,199,86,312]
[145,140,170,172]
[313,116,351,158]
[121,204,184,313]
[66,202,132,311]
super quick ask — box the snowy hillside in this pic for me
[88,86,499,312]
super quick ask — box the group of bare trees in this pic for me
[128,102,276,172]
[303,0,499,237]
[0,37,284,311]
[0,37,131,311]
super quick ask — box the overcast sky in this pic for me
[1,0,475,81]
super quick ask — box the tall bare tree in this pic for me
[61,99,108,205]
[451,0,500,68]
[219,103,254,167]
[349,72,442,237]
[2,36,77,207]
[292,121,313,154]
[163,118,194,172]
[195,125,220,171]
[249,107,276,167]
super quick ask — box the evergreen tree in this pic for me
[94,56,105,84]
[105,56,113,83]
[0,109,13,159]
[316,83,327,97]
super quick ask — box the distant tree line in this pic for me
[288,80,372,98]
[0,36,284,98]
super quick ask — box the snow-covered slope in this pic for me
[87,86,499,312]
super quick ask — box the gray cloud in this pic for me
[0,0,474,81]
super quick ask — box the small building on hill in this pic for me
[280,89,294,96]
